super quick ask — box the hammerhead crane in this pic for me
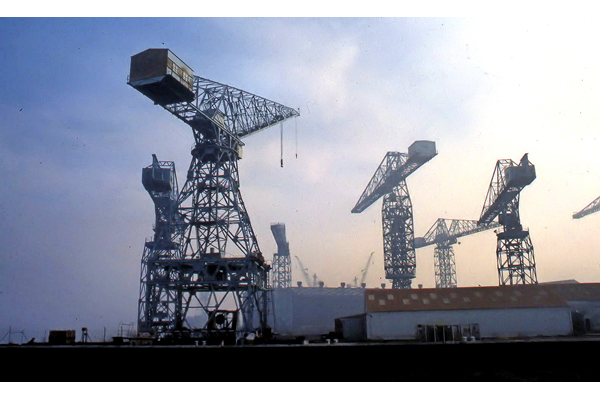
[414,219,500,288]
[294,256,315,287]
[352,141,437,289]
[478,154,537,285]
[573,195,600,219]
[353,252,375,288]
[128,49,299,340]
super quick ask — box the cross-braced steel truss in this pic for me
[414,219,500,289]
[496,232,537,285]
[270,223,292,288]
[382,181,416,289]
[271,254,292,288]
[434,244,457,288]
[142,118,270,341]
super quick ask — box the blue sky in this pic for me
[2,16,600,341]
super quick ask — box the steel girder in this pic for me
[414,218,500,288]
[573,194,600,219]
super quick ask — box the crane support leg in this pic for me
[139,126,272,342]
[496,231,537,285]
[382,181,417,289]
[434,244,457,288]
[272,254,292,288]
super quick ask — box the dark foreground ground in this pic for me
[2,336,599,381]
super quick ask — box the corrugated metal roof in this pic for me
[279,287,365,297]
[365,285,570,313]
[544,282,600,302]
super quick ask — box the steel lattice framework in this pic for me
[129,49,299,342]
[270,223,292,288]
[352,142,436,289]
[414,219,500,288]
[382,179,416,288]
[478,154,538,285]
[138,155,182,333]
[573,194,600,219]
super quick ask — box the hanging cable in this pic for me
[295,115,298,159]
[280,121,284,168]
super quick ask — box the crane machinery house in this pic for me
[407,140,436,162]
[128,48,195,105]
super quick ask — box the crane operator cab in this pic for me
[505,153,536,190]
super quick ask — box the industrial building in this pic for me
[270,282,600,343]
[270,286,365,340]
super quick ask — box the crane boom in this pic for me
[270,223,290,256]
[352,141,437,213]
[414,218,500,288]
[573,194,600,219]
[162,76,300,141]
[352,251,375,287]
[360,251,375,285]
[415,219,501,248]
[294,256,312,287]
[478,153,537,285]
[479,154,536,225]
[128,49,299,143]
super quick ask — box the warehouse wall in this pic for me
[567,301,600,332]
[271,287,365,340]
[366,307,573,340]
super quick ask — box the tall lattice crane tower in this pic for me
[138,154,181,333]
[414,219,500,288]
[128,49,299,342]
[270,223,292,288]
[479,154,537,285]
[352,141,437,289]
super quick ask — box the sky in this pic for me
[2,14,600,342]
